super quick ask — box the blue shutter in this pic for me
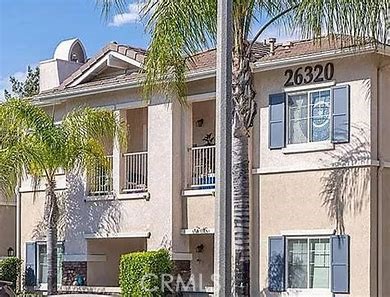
[268,236,285,292]
[332,85,350,143]
[269,93,286,149]
[25,242,37,286]
[331,235,350,293]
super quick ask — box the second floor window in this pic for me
[288,89,331,145]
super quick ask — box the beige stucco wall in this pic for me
[192,101,215,147]
[249,54,388,296]
[126,107,148,152]
[252,55,376,171]
[0,203,16,257]
[380,168,390,297]
[87,237,146,286]
[189,234,214,289]
[258,169,374,297]
[183,195,215,230]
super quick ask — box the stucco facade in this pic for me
[17,37,390,296]
[0,195,16,258]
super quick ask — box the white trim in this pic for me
[282,142,335,154]
[110,51,144,69]
[253,46,378,72]
[70,57,108,87]
[182,189,215,197]
[181,228,215,235]
[84,195,115,202]
[280,229,335,236]
[0,202,16,207]
[118,191,150,200]
[83,231,150,239]
[171,252,193,261]
[252,160,379,175]
[69,52,143,87]
[284,80,336,93]
[187,92,216,102]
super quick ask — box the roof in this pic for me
[58,42,147,89]
[38,35,387,99]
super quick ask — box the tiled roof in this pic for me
[259,35,374,62]
[39,36,382,98]
[59,42,147,89]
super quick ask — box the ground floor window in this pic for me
[37,243,64,285]
[287,237,330,289]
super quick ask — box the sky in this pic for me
[0,0,294,99]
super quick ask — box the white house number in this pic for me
[284,63,334,87]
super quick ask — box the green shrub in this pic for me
[0,257,22,289]
[120,249,173,297]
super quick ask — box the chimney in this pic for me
[39,38,86,92]
[268,38,276,55]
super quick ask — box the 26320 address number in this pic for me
[284,63,334,87]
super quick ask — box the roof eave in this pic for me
[35,45,389,105]
[252,45,385,72]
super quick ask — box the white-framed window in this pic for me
[37,242,64,285]
[286,236,330,290]
[287,89,331,145]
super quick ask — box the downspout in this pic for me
[15,179,22,291]
[376,62,388,297]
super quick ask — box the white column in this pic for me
[113,109,127,196]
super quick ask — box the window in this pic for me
[287,89,331,145]
[37,243,64,285]
[287,237,330,289]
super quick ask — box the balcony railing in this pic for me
[123,152,148,192]
[88,156,113,195]
[191,145,215,188]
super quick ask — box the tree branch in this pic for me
[247,3,300,55]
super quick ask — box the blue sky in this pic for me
[0,0,293,99]
[0,0,150,98]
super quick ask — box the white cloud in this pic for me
[108,3,144,27]
[0,70,28,101]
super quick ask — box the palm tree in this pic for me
[100,0,388,295]
[0,98,124,295]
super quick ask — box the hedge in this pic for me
[0,257,22,289]
[119,249,173,297]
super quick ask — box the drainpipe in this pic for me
[15,179,21,291]
[376,63,389,297]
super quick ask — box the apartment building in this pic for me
[18,37,390,296]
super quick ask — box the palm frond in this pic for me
[287,0,389,44]
[142,0,217,102]
[61,106,126,173]
[96,0,128,20]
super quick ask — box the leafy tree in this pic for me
[4,66,39,100]
[0,99,124,294]
[100,0,388,295]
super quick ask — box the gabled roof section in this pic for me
[59,42,147,89]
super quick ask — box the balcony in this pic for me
[190,145,215,189]
[122,151,148,193]
[88,156,113,196]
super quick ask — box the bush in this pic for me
[120,249,173,297]
[0,257,22,289]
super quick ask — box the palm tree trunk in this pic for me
[232,44,256,296]
[45,179,59,295]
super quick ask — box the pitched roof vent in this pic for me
[268,38,276,55]
[282,41,293,49]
